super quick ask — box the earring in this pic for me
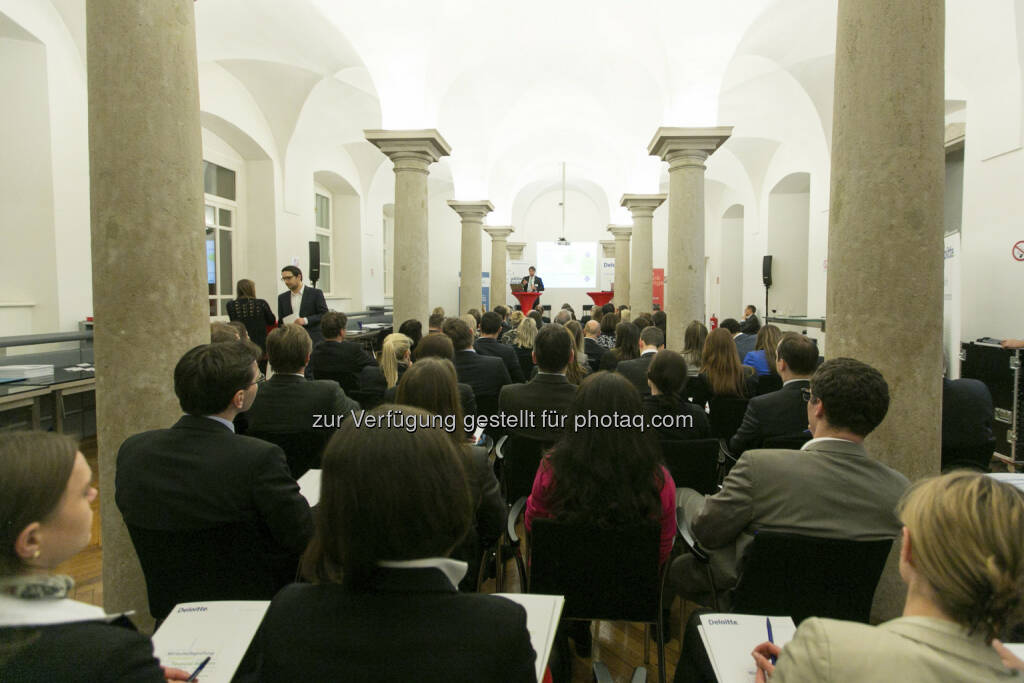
[32,550,40,559]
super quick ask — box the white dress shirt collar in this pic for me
[377,557,468,589]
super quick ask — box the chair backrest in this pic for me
[529,518,661,622]
[941,438,996,473]
[248,429,333,478]
[708,397,749,439]
[731,531,892,624]
[659,438,719,495]
[127,522,293,620]
[762,432,812,451]
[755,374,783,395]
[501,434,553,503]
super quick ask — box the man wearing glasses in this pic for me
[278,265,329,344]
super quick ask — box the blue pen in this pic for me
[186,656,210,682]
[766,617,776,665]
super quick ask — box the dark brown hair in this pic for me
[441,317,474,351]
[321,311,348,340]
[174,341,259,415]
[648,349,688,396]
[413,332,455,362]
[235,278,256,299]
[266,323,313,373]
[395,358,465,448]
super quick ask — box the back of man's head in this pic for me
[428,312,445,330]
[210,321,239,343]
[534,324,572,373]
[321,311,347,340]
[441,317,475,351]
[267,323,313,373]
[584,320,601,337]
[640,326,665,349]
[601,303,616,315]
[413,332,455,361]
[527,310,543,327]
[174,341,258,416]
[494,305,508,320]
[777,332,818,376]
[811,357,889,437]
[719,318,741,334]
[480,311,503,335]
[554,310,572,325]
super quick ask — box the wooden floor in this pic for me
[58,438,685,682]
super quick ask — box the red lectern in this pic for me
[586,291,615,308]
[512,290,541,312]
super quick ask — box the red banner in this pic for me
[652,268,665,308]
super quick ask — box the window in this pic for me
[383,205,394,298]
[203,161,236,316]
[314,191,332,294]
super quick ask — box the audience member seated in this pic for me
[643,351,710,440]
[942,372,995,470]
[672,358,909,608]
[742,324,782,376]
[397,318,423,354]
[752,471,1024,682]
[739,304,761,335]
[444,318,511,415]
[427,310,445,335]
[249,406,536,682]
[400,333,477,429]
[653,310,667,338]
[499,325,579,443]
[633,314,653,331]
[616,325,665,395]
[494,305,512,336]
[728,332,817,456]
[396,359,505,591]
[0,432,190,683]
[582,320,607,373]
[682,321,708,378]
[246,324,359,434]
[596,312,618,349]
[513,317,539,380]
[599,321,640,371]
[553,309,572,325]
[227,278,277,356]
[500,310,524,344]
[211,320,240,343]
[528,308,546,328]
[720,317,756,361]
[461,313,480,338]
[357,332,412,408]
[116,341,313,618]
[307,311,376,395]
[687,327,758,408]
[475,311,526,383]
[563,320,591,385]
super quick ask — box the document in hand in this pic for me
[297,468,322,506]
[495,593,565,682]
[698,613,796,683]
[152,601,270,683]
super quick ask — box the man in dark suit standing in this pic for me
[475,311,525,383]
[582,320,606,372]
[116,341,313,614]
[443,317,511,419]
[278,265,329,344]
[728,332,817,456]
[721,317,756,360]
[616,326,665,396]
[499,324,578,442]
[308,311,376,394]
[739,304,761,334]
[520,265,544,308]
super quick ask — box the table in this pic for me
[586,291,615,308]
[512,291,541,312]
[0,372,95,433]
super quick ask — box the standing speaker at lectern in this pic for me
[520,265,544,307]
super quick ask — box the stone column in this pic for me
[608,226,632,308]
[649,128,732,350]
[621,194,666,313]
[447,201,493,314]
[827,1,944,620]
[365,130,451,327]
[87,0,209,624]
[600,240,616,259]
[484,226,515,310]
[507,242,526,261]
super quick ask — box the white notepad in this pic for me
[987,472,1024,492]
[495,593,565,682]
[698,613,796,683]
[297,468,322,506]
[152,601,270,683]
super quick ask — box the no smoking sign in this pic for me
[1014,241,1024,262]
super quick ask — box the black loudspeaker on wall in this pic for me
[308,241,321,284]
[762,255,773,288]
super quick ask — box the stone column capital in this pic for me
[608,225,633,240]
[600,240,616,258]
[507,242,526,260]
[365,129,452,172]
[620,193,667,217]
[484,226,515,240]
[447,200,494,222]
[648,127,732,171]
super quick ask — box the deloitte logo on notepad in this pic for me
[705,618,739,625]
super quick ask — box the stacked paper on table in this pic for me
[698,613,797,683]
[297,468,322,506]
[0,365,54,379]
[495,593,565,682]
[152,601,269,683]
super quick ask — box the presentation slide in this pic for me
[536,242,598,288]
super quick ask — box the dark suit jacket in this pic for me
[739,314,761,334]
[942,377,995,450]
[733,333,757,360]
[308,339,376,394]
[514,345,536,380]
[583,337,607,372]
[474,337,526,383]
[499,373,577,442]
[246,373,358,433]
[520,275,544,292]
[728,379,811,455]
[453,349,512,401]
[277,287,329,343]
[617,351,657,395]
[250,568,536,682]
[358,362,407,408]
[0,618,166,682]
[116,415,312,554]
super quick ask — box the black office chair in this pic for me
[941,438,996,473]
[762,432,813,451]
[755,374,783,395]
[708,397,748,441]
[494,434,553,590]
[658,438,719,495]
[126,522,297,621]
[529,519,668,683]
[247,429,333,478]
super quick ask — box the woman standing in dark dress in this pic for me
[227,278,276,372]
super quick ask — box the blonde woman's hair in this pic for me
[620,308,632,323]
[899,471,1024,642]
[380,333,413,388]
[508,310,524,327]
[460,314,478,333]
[431,306,445,318]
[515,316,538,350]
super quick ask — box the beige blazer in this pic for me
[773,616,1021,682]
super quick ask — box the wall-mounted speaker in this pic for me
[309,241,321,283]
[762,255,773,288]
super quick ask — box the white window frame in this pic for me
[204,195,236,318]
[314,187,333,295]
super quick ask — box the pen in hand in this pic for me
[186,656,210,682]
[766,617,776,665]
